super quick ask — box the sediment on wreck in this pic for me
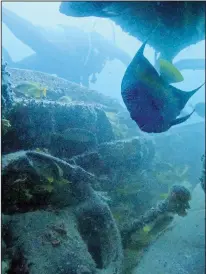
[2,6,131,87]
[59,1,205,63]
[1,60,14,117]
[2,151,123,274]
[2,99,115,155]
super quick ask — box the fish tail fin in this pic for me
[170,110,195,127]
[187,83,205,99]
[42,88,47,97]
[181,83,205,108]
[172,83,205,110]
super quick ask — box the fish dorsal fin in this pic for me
[170,110,195,127]
[133,22,161,61]
[170,83,205,111]
[137,40,147,58]
[121,23,161,93]
[159,59,184,84]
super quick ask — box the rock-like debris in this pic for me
[2,150,123,274]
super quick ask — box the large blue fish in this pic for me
[121,40,204,133]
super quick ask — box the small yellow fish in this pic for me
[58,178,72,185]
[2,119,11,127]
[116,188,127,195]
[159,59,184,84]
[112,212,123,222]
[14,82,47,98]
[2,119,11,135]
[54,162,64,178]
[41,185,54,193]
[159,193,169,199]
[47,176,54,183]
[57,96,72,103]
[178,165,189,177]
[35,147,49,154]
[105,112,118,122]
[142,225,152,233]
